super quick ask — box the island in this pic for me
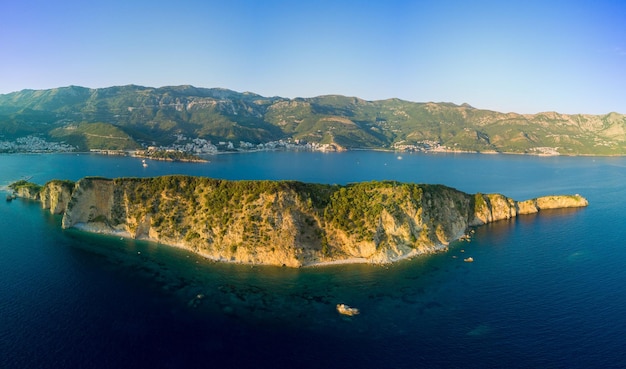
[131,148,208,163]
[9,176,588,267]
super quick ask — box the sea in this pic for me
[1,151,625,368]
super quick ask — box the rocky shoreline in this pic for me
[10,176,589,267]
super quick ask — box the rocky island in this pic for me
[11,176,588,267]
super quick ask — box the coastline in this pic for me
[130,153,209,163]
[4,141,626,157]
[9,161,589,269]
[71,221,466,268]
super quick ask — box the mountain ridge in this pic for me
[1,85,625,155]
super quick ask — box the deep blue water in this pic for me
[1,151,626,368]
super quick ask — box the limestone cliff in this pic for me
[11,184,41,200]
[31,176,588,267]
[470,193,588,225]
[40,180,74,214]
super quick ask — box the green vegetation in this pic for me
[1,85,625,154]
[135,149,206,162]
[49,122,140,151]
[103,176,434,248]
[322,181,425,242]
[45,179,75,189]
[8,180,42,193]
[472,193,488,213]
[28,173,589,266]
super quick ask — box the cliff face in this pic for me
[36,176,588,267]
[40,180,74,214]
[470,193,588,225]
[61,178,119,230]
[15,186,41,200]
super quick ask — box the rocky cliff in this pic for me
[29,176,587,267]
[14,186,40,200]
[40,180,74,214]
[470,193,588,225]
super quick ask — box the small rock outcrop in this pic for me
[24,176,588,267]
[15,186,40,200]
[470,193,588,225]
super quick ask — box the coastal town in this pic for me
[0,135,76,153]
[0,134,351,156]
[0,134,561,156]
[160,134,349,154]
[392,140,450,153]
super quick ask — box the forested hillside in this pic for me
[1,85,625,154]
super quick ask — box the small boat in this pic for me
[6,194,14,202]
[464,257,474,263]
[336,303,360,316]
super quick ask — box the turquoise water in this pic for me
[1,152,625,368]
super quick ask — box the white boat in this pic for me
[464,257,474,263]
[336,303,360,316]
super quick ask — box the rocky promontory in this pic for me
[11,176,588,267]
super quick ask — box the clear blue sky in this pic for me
[1,0,625,114]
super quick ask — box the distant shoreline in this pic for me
[4,145,626,157]
[130,153,208,163]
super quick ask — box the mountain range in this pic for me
[0,85,625,155]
